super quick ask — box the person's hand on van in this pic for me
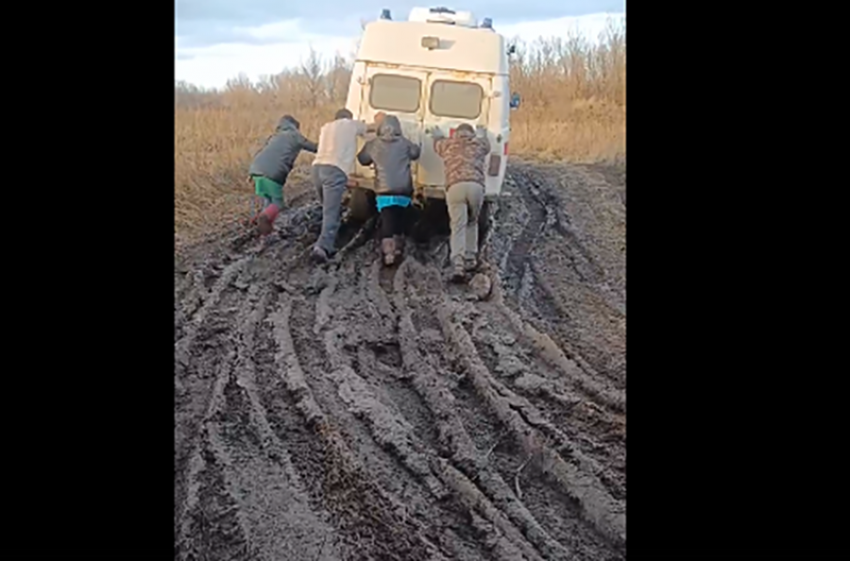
[366,112,386,134]
[430,126,444,139]
[475,125,487,137]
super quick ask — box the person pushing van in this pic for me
[310,109,384,263]
[431,123,491,282]
[356,114,421,266]
[248,115,318,236]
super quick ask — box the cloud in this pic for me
[175,3,626,89]
[176,20,309,48]
[175,36,360,88]
[175,1,624,23]
[176,1,625,48]
[499,12,625,44]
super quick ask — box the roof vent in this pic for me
[409,7,477,27]
[480,17,492,29]
[380,9,391,19]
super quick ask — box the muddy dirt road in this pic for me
[174,160,626,561]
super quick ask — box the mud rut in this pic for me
[174,160,626,561]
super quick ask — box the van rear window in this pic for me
[370,74,421,113]
[429,80,483,119]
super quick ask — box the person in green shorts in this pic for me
[248,115,318,235]
[252,175,284,218]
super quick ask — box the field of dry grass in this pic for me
[175,20,625,245]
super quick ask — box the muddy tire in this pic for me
[348,187,375,223]
[478,200,493,247]
[411,197,449,242]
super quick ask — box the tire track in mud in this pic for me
[175,160,626,560]
[467,311,626,502]
[408,259,625,552]
[176,351,254,561]
[327,267,544,561]
[392,259,574,561]
[174,263,247,556]
[496,163,626,393]
[267,295,444,560]
[176,282,342,560]
[311,254,530,560]
[175,205,335,561]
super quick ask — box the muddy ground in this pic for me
[174,159,626,561]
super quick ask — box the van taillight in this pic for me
[449,128,456,138]
[504,142,508,155]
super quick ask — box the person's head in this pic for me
[335,108,353,120]
[277,114,300,131]
[378,114,402,139]
[455,123,475,138]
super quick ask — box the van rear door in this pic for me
[418,73,492,188]
[355,65,428,181]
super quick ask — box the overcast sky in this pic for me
[175,1,625,89]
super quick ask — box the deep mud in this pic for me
[175,159,626,560]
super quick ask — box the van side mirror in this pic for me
[510,93,521,109]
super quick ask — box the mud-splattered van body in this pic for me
[346,7,519,204]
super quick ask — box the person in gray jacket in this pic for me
[356,114,421,265]
[248,115,317,235]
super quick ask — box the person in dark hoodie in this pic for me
[248,115,318,236]
[432,123,491,282]
[356,114,421,265]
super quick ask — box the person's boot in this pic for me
[257,204,280,236]
[381,237,396,266]
[450,256,466,283]
[394,235,405,260]
[311,245,329,264]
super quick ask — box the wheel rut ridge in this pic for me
[504,164,625,390]
[174,200,324,559]
[362,254,541,561]
[411,259,626,551]
[267,295,440,561]
[316,261,511,560]
[467,310,625,502]
[501,170,547,298]
[175,165,626,560]
[174,202,329,560]
[176,351,255,561]
[492,172,625,414]
[175,276,248,556]
[225,282,344,559]
[522,165,607,285]
[175,257,247,377]
[394,258,572,561]
[306,251,549,560]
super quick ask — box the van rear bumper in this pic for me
[347,175,499,201]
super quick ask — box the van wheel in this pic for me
[348,188,376,223]
[478,200,493,246]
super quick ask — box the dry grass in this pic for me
[175,19,625,245]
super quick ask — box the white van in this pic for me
[344,6,520,221]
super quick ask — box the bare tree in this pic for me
[299,46,324,108]
[225,72,253,91]
[325,52,352,105]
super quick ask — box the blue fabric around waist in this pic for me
[375,195,412,211]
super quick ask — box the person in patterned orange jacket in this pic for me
[432,123,491,282]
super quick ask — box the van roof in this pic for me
[356,19,508,75]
